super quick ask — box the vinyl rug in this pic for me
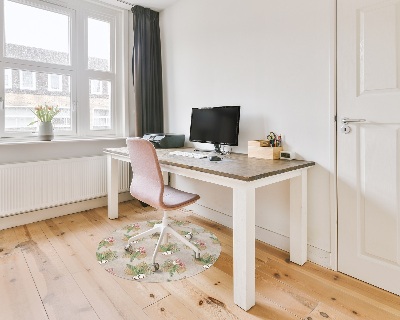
[96,219,221,282]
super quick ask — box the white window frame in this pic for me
[19,70,36,91]
[4,68,11,89]
[48,74,63,92]
[4,0,72,66]
[88,16,111,72]
[81,10,118,136]
[1,0,74,137]
[0,0,126,139]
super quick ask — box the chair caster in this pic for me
[152,263,159,272]
[194,251,200,259]
[185,232,193,240]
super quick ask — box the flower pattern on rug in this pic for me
[96,219,221,282]
[159,242,180,255]
[97,236,115,250]
[123,246,147,261]
[161,259,186,277]
[96,249,118,264]
[125,261,153,280]
[146,220,162,227]
[196,253,219,269]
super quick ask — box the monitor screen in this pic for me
[189,106,240,149]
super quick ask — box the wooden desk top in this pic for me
[104,147,315,182]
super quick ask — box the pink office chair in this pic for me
[125,137,201,271]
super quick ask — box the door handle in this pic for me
[341,117,366,124]
[340,117,366,134]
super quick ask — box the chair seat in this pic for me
[162,186,200,209]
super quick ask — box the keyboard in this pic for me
[169,151,208,159]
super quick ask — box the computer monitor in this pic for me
[189,106,240,153]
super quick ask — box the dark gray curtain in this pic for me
[132,5,164,136]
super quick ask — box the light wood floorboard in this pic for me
[1,200,400,320]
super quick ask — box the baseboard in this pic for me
[2,195,332,269]
[0,192,133,231]
[187,202,233,228]
[188,203,332,269]
[255,225,332,269]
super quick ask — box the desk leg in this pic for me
[233,185,255,311]
[289,169,308,265]
[107,154,119,219]
[162,171,169,185]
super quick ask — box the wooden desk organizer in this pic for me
[248,140,283,160]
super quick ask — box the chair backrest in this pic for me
[126,138,164,209]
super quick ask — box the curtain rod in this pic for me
[131,5,157,13]
[115,0,135,8]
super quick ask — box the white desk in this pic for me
[104,147,314,311]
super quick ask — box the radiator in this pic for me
[0,156,131,217]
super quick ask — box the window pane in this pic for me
[90,80,111,130]
[90,79,103,95]
[48,74,62,92]
[5,69,71,132]
[88,18,110,71]
[4,69,12,89]
[19,70,36,90]
[4,0,70,65]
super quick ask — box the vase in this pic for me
[38,122,54,141]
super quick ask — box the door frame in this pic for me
[329,0,338,271]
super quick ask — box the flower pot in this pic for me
[38,122,54,141]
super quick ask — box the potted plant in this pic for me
[29,104,60,141]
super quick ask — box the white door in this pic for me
[337,0,400,294]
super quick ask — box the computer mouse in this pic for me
[208,155,222,161]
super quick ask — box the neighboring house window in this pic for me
[48,74,63,92]
[1,0,123,137]
[4,69,12,89]
[90,80,111,130]
[90,79,103,95]
[19,70,36,90]
[92,108,110,130]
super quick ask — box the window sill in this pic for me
[0,136,128,146]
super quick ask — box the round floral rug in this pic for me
[96,219,221,282]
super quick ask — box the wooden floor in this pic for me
[1,200,400,320]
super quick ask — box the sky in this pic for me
[4,0,110,59]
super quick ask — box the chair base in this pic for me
[125,211,201,269]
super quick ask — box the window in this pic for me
[48,74,63,92]
[4,69,12,89]
[90,79,103,95]
[90,80,111,130]
[88,18,110,71]
[0,0,124,138]
[19,70,36,90]
[92,108,110,130]
[6,70,71,132]
[86,14,115,135]
[4,0,70,65]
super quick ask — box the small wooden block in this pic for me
[248,140,270,147]
[248,141,283,160]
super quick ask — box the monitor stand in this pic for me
[194,144,225,154]
[214,143,223,154]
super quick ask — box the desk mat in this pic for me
[96,219,221,282]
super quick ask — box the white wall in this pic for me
[160,0,335,267]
